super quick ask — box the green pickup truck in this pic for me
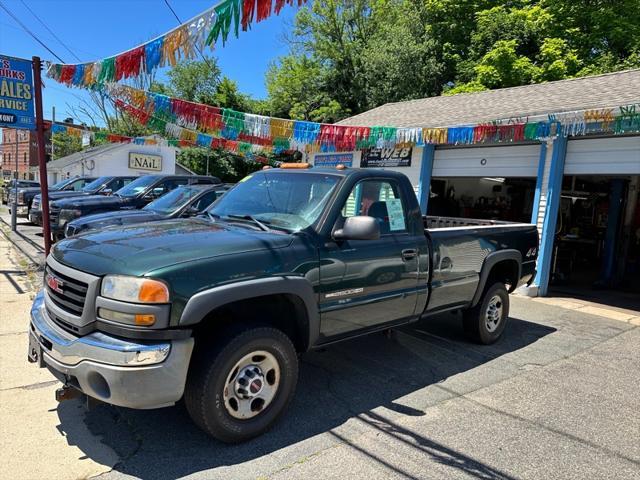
[28,166,538,442]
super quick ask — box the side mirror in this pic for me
[143,187,164,200]
[101,188,113,196]
[183,206,200,217]
[333,216,380,241]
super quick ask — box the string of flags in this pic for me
[45,0,307,88]
[105,84,640,154]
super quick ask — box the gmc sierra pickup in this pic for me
[28,166,538,443]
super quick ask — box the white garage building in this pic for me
[311,70,640,301]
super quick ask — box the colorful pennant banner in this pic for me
[105,84,640,154]
[45,0,307,88]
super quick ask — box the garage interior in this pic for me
[550,175,640,306]
[427,177,536,223]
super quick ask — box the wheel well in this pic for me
[192,294,309,352]
[486,259,519,292]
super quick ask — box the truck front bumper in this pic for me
[28,291,194,409]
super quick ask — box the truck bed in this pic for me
[421,215,538,313]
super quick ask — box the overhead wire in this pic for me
[18,0,82,62]
[0,0,65,63]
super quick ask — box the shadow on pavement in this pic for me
[56,314,555,479]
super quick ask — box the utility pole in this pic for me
[51,105,55,159]
[32,57,52,255]
[206,149,210,176]
[10,131,18,231]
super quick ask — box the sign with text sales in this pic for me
[0,56,35,130]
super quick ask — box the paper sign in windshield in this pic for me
[386,198,406,231]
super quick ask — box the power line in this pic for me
[19,0,82,62]
[162,0,217,72]
[0,0,65,63]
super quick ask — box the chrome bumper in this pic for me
[29,291,194,409]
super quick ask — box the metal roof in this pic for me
[337,69,640,128]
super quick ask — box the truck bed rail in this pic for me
[424,215,513,229]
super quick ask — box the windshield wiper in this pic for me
[226,214,271,232]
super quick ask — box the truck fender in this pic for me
[179,276,320,349]
[471,250,522,307]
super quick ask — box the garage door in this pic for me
[564,136,640,175]
[433,144,540,177]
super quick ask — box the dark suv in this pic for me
[50,175,221,239]
[30,176,137,226]
[2,179,40,204]
[9,176,96,217]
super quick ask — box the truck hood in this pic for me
[69,209,165,230]
[53,194,128,209]
[52,218,293,276]
[37,191,93,201]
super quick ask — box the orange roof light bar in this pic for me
[280,163,311,169]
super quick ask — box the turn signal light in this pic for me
[138,280,169,303]
[135,314,156,326]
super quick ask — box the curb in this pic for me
[0,217,45,270]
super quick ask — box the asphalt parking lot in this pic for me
[1,207,639,480]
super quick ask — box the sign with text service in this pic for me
[0,56,35,130]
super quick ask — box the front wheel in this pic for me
[184,326,298,443]
[462,282,510,344]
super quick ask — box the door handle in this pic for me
[401,249,417,261]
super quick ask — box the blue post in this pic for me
[600,179,625,285]
[530,142,547,224]
[417,145,435,215]
[535,136,568,295]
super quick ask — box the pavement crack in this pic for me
[2,379,59,391]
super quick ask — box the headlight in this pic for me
[58,209,82,225]
[101,275,170,304]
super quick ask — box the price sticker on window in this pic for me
[386,198,406,231]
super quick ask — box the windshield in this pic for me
[81,176,110,192]
[50,178,73,191]
[144,186,201,215]
[208,171,340,231]
[115,175,158,197]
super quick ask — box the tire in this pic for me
[462,282,509,344]
[184,326,298,443]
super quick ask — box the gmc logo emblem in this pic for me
[46,274,64,294]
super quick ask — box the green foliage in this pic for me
[176,147,265,182]
[268,0,640,108]
[212,77,253,112]
[52,132,82,160]
[165,57,221,104]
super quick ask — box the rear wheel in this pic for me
[185,326,298,443]
[462,282,509,344]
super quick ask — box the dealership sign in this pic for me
[361,147,412,168]
[129,152,162,171]
[0,56,35,130]
[314,153,353,167]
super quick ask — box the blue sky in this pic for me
[0,0,298,126]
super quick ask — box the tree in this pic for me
[165,57,221,104]
[52,132,82,159]
[266,55,348,121]
[176,147,265,182]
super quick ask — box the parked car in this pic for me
[65,184,220,237]
[2,179,39,204]
[28,166,537,442]
[48,174,221,240]
[30,176,137,226]
[8,176,96,217]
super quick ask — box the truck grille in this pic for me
[49,206,60,225]
[45,265,88,316]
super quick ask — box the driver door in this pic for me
[317,179,420,340]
